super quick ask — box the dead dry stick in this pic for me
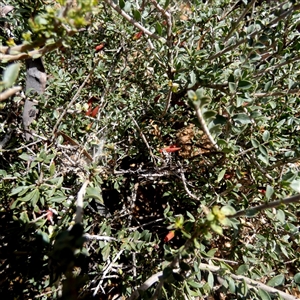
[93,249,125,296]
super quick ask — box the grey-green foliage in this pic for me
[1,0,300,299]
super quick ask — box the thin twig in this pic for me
[129,114,157,165]
[127,271,163,300]
[177,162,200,201]
[254,89,300,97]
[230,193,300,218]
[194,105,219,150]
[160,88,172,117]
[84,233,117,242]
[128,217,164,231]
[0,38,68,62]
[103,0,164,42]
[249,154,273,181]
[93,249,125,296]
[198,263,298,300]
[255,55,300,76]
[149,0,172,44]
[224,0,256,42]
[209,4,300,61]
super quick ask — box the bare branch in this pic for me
[209,4,300,61]
[255,89,300,97]
[194,105,219,151]
[231,193,300,218]
[84,233,117,242]
[199,263,298,300]
[0,38,67,62]
[93,249,125,296]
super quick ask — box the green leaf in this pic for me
[241,279,248,296]
[85,187,103,202]
[294,273,300,284]
[264,80,273,92]
[133,9,141,21]
[220,205,236,216]
[265,185,274,200]
[188,90,197,101]
[203,110,216,121]
[31,188,40,206]
[229,82,236,93]
[189,71,196,86]
[207,271,214,288]
[20,211,30,223]
[50,195,66,203]
[101,244,110,261]
[3,63,21,88]
[258,144,268,156]
[233,113,252,125]
[238,80,252,90]
[198,96,211,108]
[251,138,259,148]
[227,276,236,293]
[217,169,226,183]
[10,185,30,196]
[119,0,125,9]
[155,21,163,36]
[210,223,223,235]
[257,153,269,165]
[290,179,300,193]
[262,130,270,142]
[237,264,249,275]
[206,248,217,257]
[258,288,271,300]
[20,188,39,202]
[188,280,202,288]
[276,209,285,223]
[267,274,284,287]
[193,238,201,249]
[19,153,33,161]
[236,96,245,107]
[49,162,55,177]
[245,208,259,217]
[186,211,195,222]
[38,230,50,244]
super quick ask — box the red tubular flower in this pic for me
[95,43,105,52]
[159,145,181,153]
[164,231,175,242]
